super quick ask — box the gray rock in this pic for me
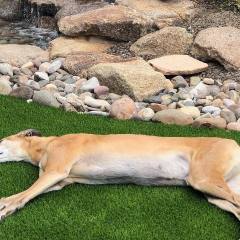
[223,98,235,108]
[172,76,188,88]
[65,93,85,112]
[38,79,50,88]
[53,80,65,88]
[178,99,195,107]
[144,95,162,104]
[175,88,193,100]
[87,111,110,117]
[33,90,60,108]
[64,84,75,94]
[229,105,240,118]
[209,85,220,96]
[27,80,40,90]
[228,90,239,103]
[9,86,34,100]
[220,109,236,123]
[0,63,13,76]
[64,77,76,84]
[160,94,172,105]
[190,76,201,86]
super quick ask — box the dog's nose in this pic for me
[0,152,3,155]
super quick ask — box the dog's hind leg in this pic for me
[207,196,240,220]
[187,142,240,207]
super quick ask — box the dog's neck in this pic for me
[24,136,56,166]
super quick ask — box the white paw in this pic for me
[0,205,17,221]
[0,198,7,211]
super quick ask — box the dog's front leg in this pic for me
[0,171,67,221]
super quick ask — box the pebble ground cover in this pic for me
[0,95,239,240]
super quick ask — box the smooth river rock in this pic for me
[152,109,193,126]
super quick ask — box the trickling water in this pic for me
[0,20,58,49]
[0,0,116,49]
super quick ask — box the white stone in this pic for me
[48,60,62,74]
[179,106,200,119]
[84,96,110,111]
[202,106,221,114]
[34,71,49,81]
[81,77,100,91]
[0,63,13,76]
[137,108,155,121]
[190,82,210,99]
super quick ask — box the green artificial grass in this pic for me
[0,95,239,240]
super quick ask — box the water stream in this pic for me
[0,20,58,49]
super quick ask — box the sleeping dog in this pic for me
[0,129,240,220]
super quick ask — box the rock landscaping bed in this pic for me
[1,0,240,132]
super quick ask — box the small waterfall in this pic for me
[19,0,59,26]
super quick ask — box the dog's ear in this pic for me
[17,129,42,137]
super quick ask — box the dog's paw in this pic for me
[0,204,17,221]
[0,198,7,211]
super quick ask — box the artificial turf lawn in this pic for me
[0,95,239,240]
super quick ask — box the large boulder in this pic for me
[86,59,173,101]
[49,36,114,58]
[193,27,240,70]
[117,0,195,28]
[130,27,193,60]
[58,5,154,41]
[56,1,108,20]
[63,52,126,75]
[0,44,48,67]
[148,55,208,75]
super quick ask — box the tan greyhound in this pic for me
[0,129,240,221]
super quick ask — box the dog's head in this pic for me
[0,129,41,163]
